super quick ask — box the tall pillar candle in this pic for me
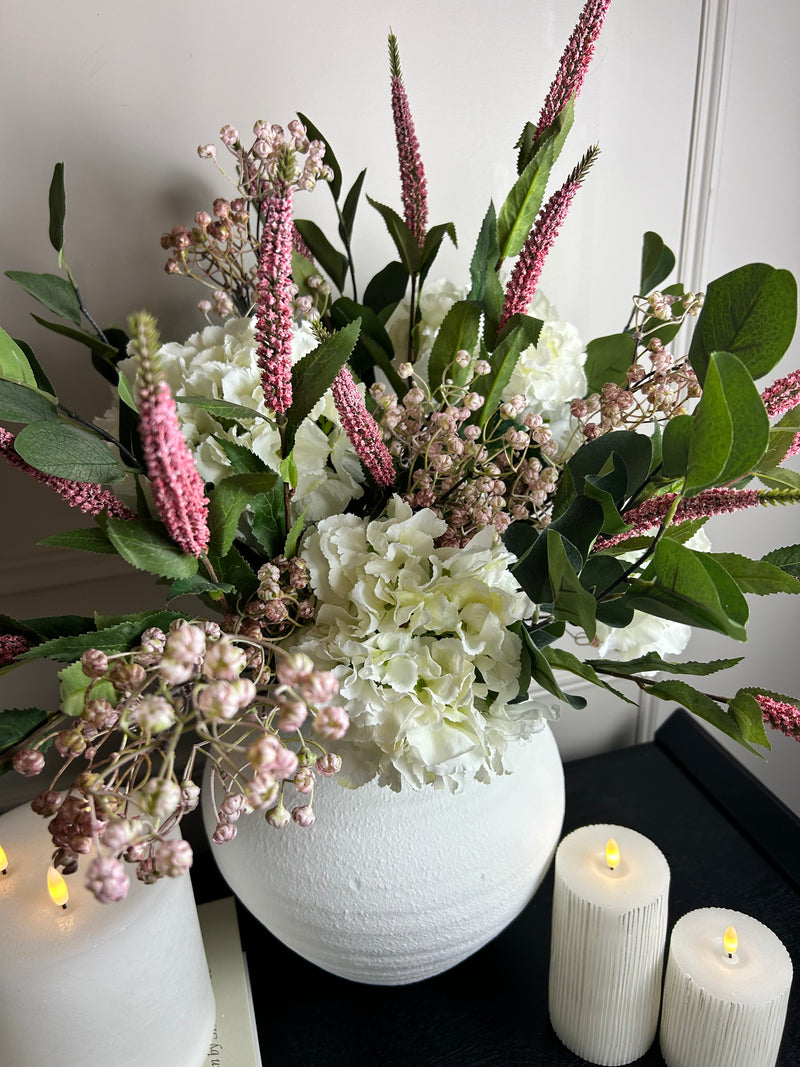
[0,802,216,1067]
[549,823,670,1065]
[660,908,792,1067]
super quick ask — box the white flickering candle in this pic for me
[0,802,216,1067]
[660,908,793,1067]
[548,823,670,1066]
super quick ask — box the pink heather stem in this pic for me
[534,0,612,147]
[292,222,314,262]
[761,369,800,459]
[594,489,763,551]
[132,314,210,558]
[330,367,396,487]
[389,33,429,248]
[499,146,598,331]
[756,694,800,741]
[256,177,295,415]
[0,427,135,519]
[0,633,31,667]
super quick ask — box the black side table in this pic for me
[193,711,800,1067]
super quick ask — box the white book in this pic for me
[198,897,263,1067]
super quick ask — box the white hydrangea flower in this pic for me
[295,497,552,791]
[107,316,364,524]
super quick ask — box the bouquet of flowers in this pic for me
[1,0,799,903]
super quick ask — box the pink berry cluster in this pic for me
[163,119,332,316]
[371,356,560,543]
[229,555,317,639]
[14,617,347,903]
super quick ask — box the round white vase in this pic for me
[202,723,564,985]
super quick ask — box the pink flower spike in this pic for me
[535,0,612,147]
[499,146,598,331]
[761,369,800,460]
[756,694,800,741]
[0,633,31,667]
[331,367,396,487]
[131,312,210,558]
[0,427,135,520]
[255,148,296,415]
[389,31,429,247]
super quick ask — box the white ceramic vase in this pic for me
[202,723,564,985]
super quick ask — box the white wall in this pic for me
[0,1,798,806]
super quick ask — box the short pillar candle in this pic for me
[660,908,793,1067]
[549,823,670,1065]
[0,802,216,1067]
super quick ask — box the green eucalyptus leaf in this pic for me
[0,380,58,424]
[363,261,408,316]
[15,420,126,482]
[583,454,630,535]
[568,430,652,502]
[583,333,636,394]
[30,314,119,358]
[48,162,67,255]
[688,263,797,383]
[708,552,800,595]
[641,677,757,753]
[713,352,770,482]
[683,355,732,496]
[0,707,50,754]
[339,168,367,242]
[6,271,81,325]
[546,530,597,639]
[497,141,554,261]
[367,197,422,275]
[640,232,676,294]
[427,301,482,392]
[515,622,586,709]
[662,414,693,478]
[207,472,278,556]
[38,527,117,555]
[293,219,348,293]
[0,327,38,387]
[104,518,198,579]
[296,113,342,202]
[580,554,628,596]
[544,646,634,704]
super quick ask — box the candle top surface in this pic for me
[555,823,670,908]
[669,907,793,1003]
[0,802,181,967]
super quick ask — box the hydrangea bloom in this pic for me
[295,497,555,791]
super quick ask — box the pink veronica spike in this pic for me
[761,369,800,459]
[131,312,210,558]
[756,695,800,741]
[0,633,31,667]
[389,32,429,248]
[499,146,598,331]
[331,367,395,487]
[0,426,134,519]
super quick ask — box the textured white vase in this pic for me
[203,724,564,984]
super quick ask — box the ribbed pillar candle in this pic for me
[660,908,792,1067]
[548,823,670,1065]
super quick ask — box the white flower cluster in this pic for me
[295,497,554,792]
[112,316,365,524]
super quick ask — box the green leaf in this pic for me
[544,646,634,704]
[583,454,630,536]
[640,232,676,294]
[339,169,367,243]
[251,481,286,557]
[568,430,652,502]
[0,326,38,387]
[755,467,800,491]
[14,614,95,641]
[296,113,342,201]
[761,543,800,578]
[642,678,757,753]
[367,197,422,275]
[0,707,50,754]
[167,575,234,603]
[759,407,800,472]
[30,314,119,358]
[279,453,298,490]
[583,333,637,394]
[0,380,58,424]
[467,202,504,328]
[284,508,307,559]
[516,96,575,175]
[6,271,81,325]
[420,221,457,279]
[48,162,67,256]
[38,527,117,555]
[363,261,408,316]
[496,141,554,261]
[207,472,278,556]
[713,352,770,482]
[709,552,800,595]
[427,300,482,392]
[476,318,542,427]
[117,369,138,413]
[104,518,199,579]
[683,355,733,496]
[19,610,188,662]
[293,219,348,293]
[587,653,743,677]
[207,543,259,604]
[15,419,127,482]
[287,318,361,440]
[330,297,405,394]
[633,539,749,640]
[175,395,270,424]
[688,263,797,383]
[215,437,270,475]
[662,414,693,479]
[515,623,586,709]
[546,530,597,639]
[728,690,771,749]
[58,659,117,719]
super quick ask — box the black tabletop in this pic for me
[192,711,800,1067]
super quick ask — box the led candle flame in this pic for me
[0,844,7,875]
[605,837,620,871]
[724,924,738,958]
[46,866,69,909]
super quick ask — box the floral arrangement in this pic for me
[1,0,799,903]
